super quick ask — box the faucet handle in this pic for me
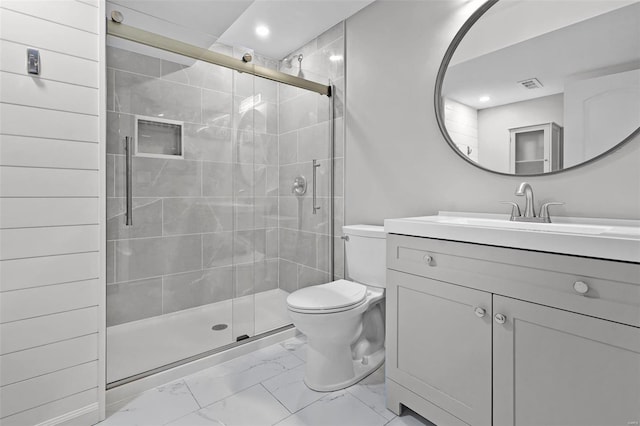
[539,202,564,222]
[500,201,521,220]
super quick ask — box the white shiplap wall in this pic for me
[0,0,105,425]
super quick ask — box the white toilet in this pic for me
[286,225,386,392]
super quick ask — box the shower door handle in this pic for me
[312,160,321,215]
[125,136,133,226]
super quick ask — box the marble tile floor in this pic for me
[100,335,433,426]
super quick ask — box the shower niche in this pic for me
[134,116,184,158]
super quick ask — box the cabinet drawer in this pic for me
[387,234,640,327]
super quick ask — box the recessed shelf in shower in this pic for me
[134,115,184,159]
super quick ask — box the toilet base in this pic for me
[303,348,385,392]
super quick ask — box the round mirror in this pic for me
[435,0,640,176]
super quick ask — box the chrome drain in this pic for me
[211,324,228,331]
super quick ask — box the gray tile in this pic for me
[107,68,114,111]
[115,157,201,197]
[107,241,115,284]
[236,132,278,165]
[234,163,266,196]
[279,92,319,134]
[107,47,161,77]
[163,198,233,235]
[266,228,278,259]
[279,196,300,230]
[279,131,298,165]
[253,102,278,135]
[278,259,298,293]
[279,228,317,269]
[107,197,163,241]
[115,235,202,282]
[235,229,266,264]
[107,278,162,326]
[334,197,344,235]
[203,232,234,268]
[278,81,299,102]
[107,111,133,155]
[235,259,279,297]
[334,117,344,158]
[184,123,232,162]
[300,197,330,234]
[202,162,233,196]
[279,163,304,197]
[106,155,115,198]
[298,121,331,162]
[266,165,279,196]
[316,233,333,274]
[162,267,234,314]
[235,197,278,230]
[114,71,202,123]
[202,89,233,128]
[317,22,344,49]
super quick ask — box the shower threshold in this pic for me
[107,288,291,385]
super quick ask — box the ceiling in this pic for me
[107,0,373,60]
[443,1,640,110]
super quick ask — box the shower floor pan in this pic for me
[107,288,291,384]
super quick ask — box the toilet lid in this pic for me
[287,280,367,311]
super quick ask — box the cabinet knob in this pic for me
[573,280,589,295]
[474,307,486,318]
[423,255,433,265]
[494,313,506,324]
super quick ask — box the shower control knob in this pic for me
[423,255,433,265]
[494,313,506,324]
[573,280,589,295]
[474,307,486,318]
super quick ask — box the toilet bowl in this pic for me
[286,225,386,392]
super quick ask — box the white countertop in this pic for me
[384,212,640,263]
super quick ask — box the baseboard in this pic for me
[34,403,99,426]
[106,327,299,407]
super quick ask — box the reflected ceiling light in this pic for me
[479,96,491,103]
[329,55,343,62]
[255,25,270,38]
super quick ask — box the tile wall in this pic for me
[277,22,346,292]
[106,21,345,327]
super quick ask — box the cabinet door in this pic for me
[493,295,640,426]
[387,270,492,426]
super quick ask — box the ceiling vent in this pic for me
[518,78,543,89]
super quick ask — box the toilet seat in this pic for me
[287,280,368,314]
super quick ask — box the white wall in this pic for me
[345,0,640,225]
[478,94,564,173]
[444,98,478,163]
[0,1,105,424]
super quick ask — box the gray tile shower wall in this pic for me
[106,45,280,327]
[277,22,346,291]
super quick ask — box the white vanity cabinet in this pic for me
[385,234,640,426]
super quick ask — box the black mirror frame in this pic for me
[434,0,640,177]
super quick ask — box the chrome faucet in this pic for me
[515,182,536,218]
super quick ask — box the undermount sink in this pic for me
[384,212,640,262]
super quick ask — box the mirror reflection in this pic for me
[440,0,640,175]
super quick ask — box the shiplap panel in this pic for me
[0,198,98,229]
[0,225,99,260]
[0,167,99,197]
[0,279,98,323]
[0,8,98,60]
[0,334,97,386]
[0,388,97,426]
[0,40,98,88]
[1,0,98,34]
[0,104,99,142]
[0,252,99,291]
[0,361,97,418]
[0,72,99,115]
[0,135,99,169]
[0,307,97,355]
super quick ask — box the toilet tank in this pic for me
[343,225,386,288]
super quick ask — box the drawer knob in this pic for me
[494,313,507,324]
[474,307,486,318]
[573,280,589,295]
[423,255,433,265]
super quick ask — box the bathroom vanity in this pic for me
[384,214,640,426]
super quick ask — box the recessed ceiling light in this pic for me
[479,96,491,103]
[329,55,343,62]
[255,25,270,38]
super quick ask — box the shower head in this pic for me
[297,54,304,78]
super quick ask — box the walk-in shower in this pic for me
[105,15,343,386]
